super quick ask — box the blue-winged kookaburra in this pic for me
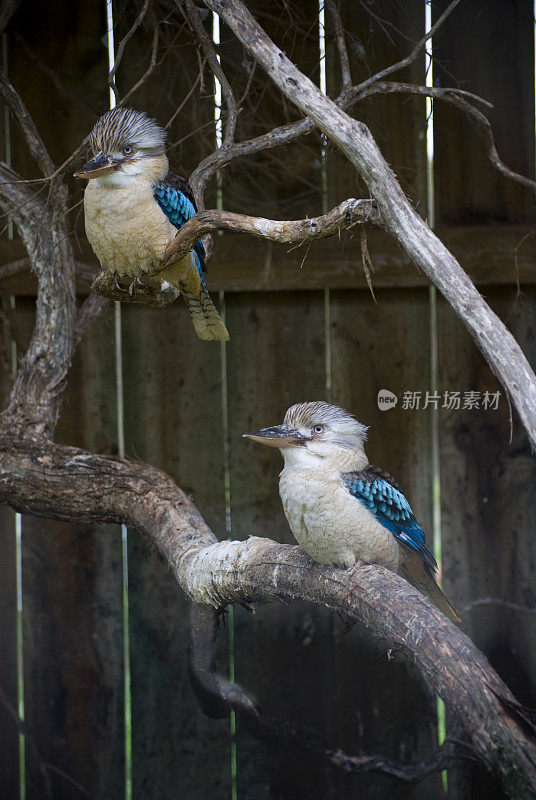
[244,401,460,622]
[74,107,228,341]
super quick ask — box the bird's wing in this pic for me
[343,467,437,572]
[153,172,206,273]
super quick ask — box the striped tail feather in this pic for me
[179,282,229,341]
[399,552,461,623]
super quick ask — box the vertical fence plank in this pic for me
[226,291,339,799]
[435,3,535,797]
[329,287,440,799]
[439,288,536,799]
[434,0,535,223]
[326,4,437,797]
[0,341,18,799]
[326,0,427,212]
[122,304,229,799]
[20,303,125,800]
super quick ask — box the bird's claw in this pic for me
[114,276,129,292]
[128,276,145,296]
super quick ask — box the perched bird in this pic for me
[74,107,228,341]
[244,401,460,622]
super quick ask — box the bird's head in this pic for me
[74,107,168,183]
[243,401,369,470]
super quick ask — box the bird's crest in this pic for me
[88,107,167,155]
[285,401,368,449]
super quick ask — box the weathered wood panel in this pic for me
[434,0,535,224]
[435,4,535,797]
[226,290,339,799]
[0,321,18,798]
[329,287,440,799]
[439,287,536,800]
[326,0,427,212]
[122,301,229,799]
[20,302,125,800]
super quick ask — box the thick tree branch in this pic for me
[205,0,536,451]
[0,164,77,438]
[161,198,380,266]
[88,199,379,304]
[0,434,535,796]
[188,604,473,782]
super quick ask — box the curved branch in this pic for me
[206,0,536,449]
[188,605,473,782]
[0,434,535,796]
[161,198,380,266]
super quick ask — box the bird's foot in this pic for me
[114,275,130,292]
[128,276,146,296]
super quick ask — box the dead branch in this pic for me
[205,0,536,451]
[161,198,380,266]
[0,71,54,178]
[353,81,536,193]
[188,604,473,782]
[0,0,22,36]
[352,0,461,95]
[0,434,535,796]
[74,294,112,345]
[119,13,160,106]
[325,0,351,90]
[108,0,151,103]
[181,0,237,147]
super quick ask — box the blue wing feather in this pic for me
[343,468,437,571]
[153,173,206,282]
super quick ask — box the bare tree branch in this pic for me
[188,604,474,782]
[161,198,379,265]
[352,0,461,95]
[119,13,160,106]
[108,0,151,103]
[0,435,535,795]
[87,198,379,305]
[205,0,536,450]
[325,0,351,90]
[181,0,237,148]
[0,71,55,178]
[0,0,22,37]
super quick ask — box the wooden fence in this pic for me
[0,1,535,798]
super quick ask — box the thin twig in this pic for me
[108,0,151,103]
[75,294,112,346]
[119,15,160,106]
[352,0,462,95]
[181,0,237,146]
[325,0,351,89]
[0,70,55,178]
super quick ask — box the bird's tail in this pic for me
[179,281,229,341]
[400,555,461,623]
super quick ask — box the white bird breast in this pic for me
[279,467,401,570]
[84,179,176,277]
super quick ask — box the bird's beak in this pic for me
[243,425,309,448]
[74,151,120,179]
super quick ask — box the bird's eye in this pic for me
[313,425,324,434]
[122,145,132,155]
